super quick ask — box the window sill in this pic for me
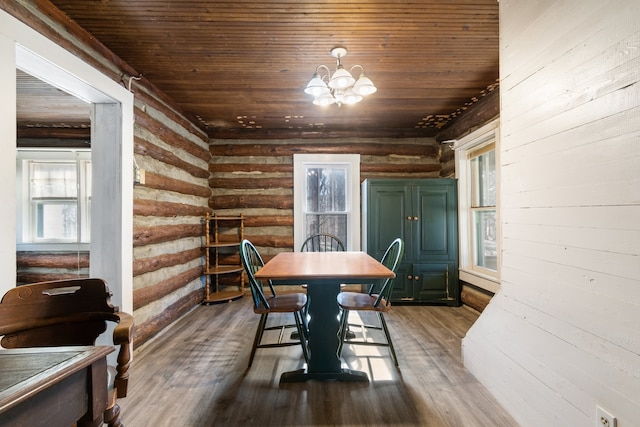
[16,243,90,252]
[459,268,500,293]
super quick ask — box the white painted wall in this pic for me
[463,1,640,426]
[0,10,134,315]
[0,31,17,290]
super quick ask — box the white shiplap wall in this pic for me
[462,1,640,426]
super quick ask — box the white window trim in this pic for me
[293,154,360,251]
[455,120,501,293]
[2,9,134,316]
[16,149,91,251]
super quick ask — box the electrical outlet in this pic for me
[596,406,616,427]
[138,169,146,185]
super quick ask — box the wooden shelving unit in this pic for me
[202,213,245,304]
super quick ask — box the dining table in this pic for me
[255,251,395,383]
[0,345,113,427]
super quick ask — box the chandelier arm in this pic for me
[315,64,332,80]
[349,64,365,77]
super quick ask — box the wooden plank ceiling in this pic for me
[20,0,499,139]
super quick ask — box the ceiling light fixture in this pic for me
[304,47,377,107]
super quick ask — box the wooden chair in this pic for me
[240,239,310,368]
[300,233,345,252]
[0,278,134,427]
[337,238,404,366]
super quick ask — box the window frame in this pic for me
[16,149,92,251]
[455,120,501,293]
[293,154,360,251]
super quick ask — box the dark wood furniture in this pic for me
[239,239,310,368]
[202,213,245,303]
[362,178,460,305]
[0,346,113,427]
[254,251,394,382]
[0,278,134,427]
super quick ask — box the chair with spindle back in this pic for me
[240,239,310,369]
[337,238,404,366]
[300,233,345,253]
[0,278,134,427]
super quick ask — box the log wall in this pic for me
[4,0,211,348]
[209,138,443,258]
[16,251,89,285]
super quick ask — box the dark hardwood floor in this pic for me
[119,297,518,426]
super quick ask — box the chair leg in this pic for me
[103,403,122,427]
[248,313,268,368]
[300,304,310,341]
[294,311,310,364]
[291,303,310,340]
[337,309,350,357]
[378,312,398,367]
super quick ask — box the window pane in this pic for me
[30,162,77,199]
[473,209,497,271]
[36,203,78,240]
[305,213,347,245]
[471,150,496,207]
[305,167,346,212]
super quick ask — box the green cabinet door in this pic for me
[363,183,412,260]
[414,184,456,261]
[412,263,459,305]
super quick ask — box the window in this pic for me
[470,145,497,271]
[293,154,360,251]
[455,120,500,292]
[16,150,91,249]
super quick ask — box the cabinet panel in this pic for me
[367,184,412,259]
[412,263,457,305]
[390,262,413,301]
[415,185,457,262]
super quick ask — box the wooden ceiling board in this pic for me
[22,0,499,139]
[16,70,90,126]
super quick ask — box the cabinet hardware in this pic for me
[413,216,418,221]
[406,216,412,221]
[407,275,413,280]
[400,297,415,301]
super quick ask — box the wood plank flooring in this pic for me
[119,298,519,426]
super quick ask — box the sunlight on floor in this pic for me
[340,311,397,382]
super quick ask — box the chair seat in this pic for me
[254,293,308,314]
[337,292,390,313]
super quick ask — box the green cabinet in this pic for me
[362,179,459,305]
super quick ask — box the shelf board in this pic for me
[202,289,244,305]
[204,265,243,275]
[204,242,240,248]
[209,216,243,221]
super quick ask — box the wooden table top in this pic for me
[0,346,113,414]
[255,251,395,281]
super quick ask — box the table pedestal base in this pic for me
[280,368,369,383]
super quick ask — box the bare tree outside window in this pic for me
[305,167,348,245]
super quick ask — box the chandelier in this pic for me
[304,47,377,106]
